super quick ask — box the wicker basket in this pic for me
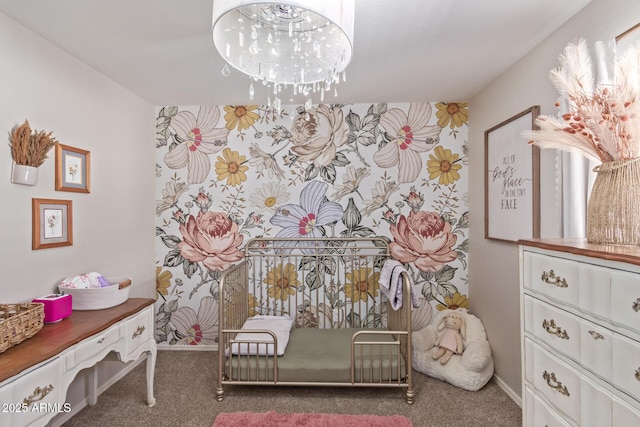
[0,303,45,353]
[587,158,640,245]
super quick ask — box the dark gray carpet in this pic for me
[61,350,521,427]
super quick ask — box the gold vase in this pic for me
[586,158,640,245]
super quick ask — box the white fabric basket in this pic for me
[59,276,131,310]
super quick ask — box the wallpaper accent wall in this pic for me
[155,102,468,347]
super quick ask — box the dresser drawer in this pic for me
[72,323,121,367]
[524,386,572,427]
[525,296,580,363]
[579,321,612,380]
[610,270,640,333]
[612,394,640,425]
[525,339,581,424]
[124,306,152,357]
[525,252,579,307]
[611,332,640,399]
[11,358,62,426]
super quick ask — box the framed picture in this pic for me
[55,143,90,193]
[484,106,540,242]
[32,198,73,250]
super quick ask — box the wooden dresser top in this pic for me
[518,238,640,267]
[0,298,154,383]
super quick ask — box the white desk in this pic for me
[0,298,156,427]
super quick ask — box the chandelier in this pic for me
[212,0,355,108]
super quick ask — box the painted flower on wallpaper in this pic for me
[295,302,344,329]
[214,147,249,186]
[178,211,244,271]
[170,296,217,345]
[156,179,189,216]
[344,267,380,302]
[248,143,286,180]
[289,104,349,167]
[156,267,172,300]
[329,166,370,201]
[264,262,301,301]
[436,292,469,311]
[250,182,291,213]
[248,294,259,317]
[435,102,469,129]
[270,181,343,251]
[164,106,229,184]
[374,102,441,183]
[389,211,458,272]
[427,145,462,186]
[361,179,400,216]
[223,105,260,132]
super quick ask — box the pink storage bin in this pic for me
[32,293,72,323]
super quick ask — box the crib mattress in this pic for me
[226,328,407,383]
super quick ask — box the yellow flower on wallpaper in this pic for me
[223,105,260,131]
[344,267,379,302]
[156,267,172,299]
[427,145,462,185]
[248,293,259,317]
[264,263,301,301]
[215,147,249,186]
[436,292,469,311]
[435,102,468,129]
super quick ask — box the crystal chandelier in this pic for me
[212,0,355,108]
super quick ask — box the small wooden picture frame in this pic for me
[55,143,90,193]
[32,198,73,250]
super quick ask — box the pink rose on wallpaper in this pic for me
[178,211,243,271]
[389,211,457,272]
[289,104,349,167]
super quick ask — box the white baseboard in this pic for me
[157,343,217,351]
[493,374,522,408]
[49,357,146,427]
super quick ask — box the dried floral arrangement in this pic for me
[524,38,640,163]
[8,119,58,167]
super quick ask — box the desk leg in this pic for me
[88,365,98,406]
[146,346,157,407]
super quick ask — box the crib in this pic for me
[216,237,414,404]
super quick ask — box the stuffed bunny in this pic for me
[432,311,466,365]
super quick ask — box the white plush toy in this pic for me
[412,308,494,391]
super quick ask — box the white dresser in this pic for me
[0,298,157,427]
[519,239,640,427]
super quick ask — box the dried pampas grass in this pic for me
[524,38,640,163]
[8,119,58,167]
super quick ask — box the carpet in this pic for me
[212,411,413,427]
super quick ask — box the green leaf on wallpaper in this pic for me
[333,152,349,166]
[164,249,184,267]
[156,227,165,236]
[183,260,198,278]
[456,251,467,269]
[320,164,336,183]
[351,226,374,237]
[360,113,380,132]
[435,265,457,283]
[457,238,469,253]
[345,110,360,128]
[161,234,181,249]
[346,310,361,328]
[304,163,319,180]
[437,282,459,298]
[306,269,325,290]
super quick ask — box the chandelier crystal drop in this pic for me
[212,0,355,107]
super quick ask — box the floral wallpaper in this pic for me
[155,101,469,347]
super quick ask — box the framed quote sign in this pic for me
[484,106,540,242]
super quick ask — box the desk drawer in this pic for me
[124,306,152,357]
[73,324,121,366]
[525,296,580,363]
[524,385,572,427]
[11,358,62,426]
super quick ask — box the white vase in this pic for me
[11,163,38,186]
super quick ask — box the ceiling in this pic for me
[0,0,592,106]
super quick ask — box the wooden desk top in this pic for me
[0,298,154,383]
[518,238,640,266]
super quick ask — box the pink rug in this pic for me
[213,411,412,427]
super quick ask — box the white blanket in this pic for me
[227,315,293,356]
[379,259,421,310]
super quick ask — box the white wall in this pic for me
[469,0,640,402]
[0,11,156,422]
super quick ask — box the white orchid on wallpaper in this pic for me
[374,103,441,183]
[164,106,230,184]
[155,101,469,346]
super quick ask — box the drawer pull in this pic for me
[97,337,106,344]
[633,298,640,312]
[542,319,569,339]
[23,384,54,406]
[541,270,568,288]
[636,368,640,381]
[542,371,570,396]
[132,325,145,339]
[588,330,604,340]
